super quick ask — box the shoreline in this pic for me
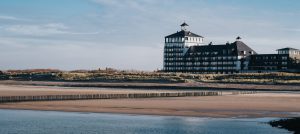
[1,80,300,91]
[1,84,300,118]
[1,106,298,118]
[0,108,292,119]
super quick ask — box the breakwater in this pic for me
[0,91,221,103]
[232,91,257,95]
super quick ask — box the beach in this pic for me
[0,84,300,118]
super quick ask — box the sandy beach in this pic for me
[0,85,190,96]
[0,84,300,118]
[1,80,300,91]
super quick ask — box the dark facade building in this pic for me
[249,48,300,72]
[163,23,300,73]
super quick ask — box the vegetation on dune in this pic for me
[0,68,300,84]
[214,73,300,84]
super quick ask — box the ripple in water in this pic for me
[0,109,291,134]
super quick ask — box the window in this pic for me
[241,51,246,55]
[282,56,288,60]
[285,50,288,54]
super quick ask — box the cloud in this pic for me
[1,1,299,70]
[0,15,19,20]
[89,0,300,52]
[92,0,123,6]
[283,28,300,32]
[0,15,29,21]
[91,0,162,12]
[92,0,155,7]
[0,37,162,71]
[3,23,99,36]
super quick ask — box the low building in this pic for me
[163,23,300,73]
[249,48,300,72]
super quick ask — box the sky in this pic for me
[0,0,300,71]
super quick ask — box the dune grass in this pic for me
[0,69,299,84]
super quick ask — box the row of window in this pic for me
[278,50,300,55]
[164,53,183,58]
[165,57,183,59]
[165,66,237,71]
[165,44,184,47]
[249,67,288,70]
[188,50,254,55]
[164,49,183,52]
[164,62,237,66]
[259,62,288,65]
[185,61,237,65]
[184,56,238,61]
[255,56,288,60]
[164,62,184,66]
[165,48,254,56]
[188,51,219,55]
[164,57,239,61]
[164,58,239,62]
[165,37,203,43]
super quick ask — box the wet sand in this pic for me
[0,85,189,96]
[0,85,300,118]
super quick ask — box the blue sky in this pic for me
[0,0,300,71]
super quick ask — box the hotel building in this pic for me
[163,23,300,73]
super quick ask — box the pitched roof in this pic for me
[180,22,189,27]
[277,47,299,51]
[185,41,257,56]
[165,30,203,38]
[233,41,257,55]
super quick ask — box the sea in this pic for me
[0,109,291,134]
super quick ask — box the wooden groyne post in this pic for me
[231,91,257,95]
[0,91,221,103]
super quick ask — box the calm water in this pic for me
[0,109,290,134]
